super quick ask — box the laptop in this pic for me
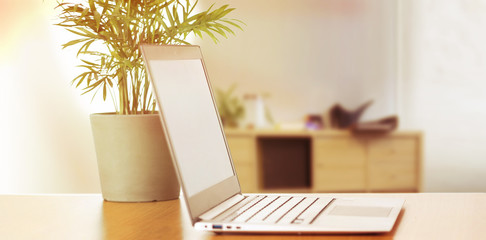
[140,44,404,234]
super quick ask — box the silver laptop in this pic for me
[140,44,404,234]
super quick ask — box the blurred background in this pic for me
[1,0,486,193]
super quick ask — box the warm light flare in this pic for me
[0,0,58,63]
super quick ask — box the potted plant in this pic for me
[215,84,245,128]
[56,0,242,202]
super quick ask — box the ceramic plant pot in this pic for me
[90,113,179,202]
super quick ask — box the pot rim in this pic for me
[90,112,160,117]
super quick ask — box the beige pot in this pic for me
[90,113,180,202]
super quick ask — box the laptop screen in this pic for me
[141,45,241,221]
[148,58,235,197]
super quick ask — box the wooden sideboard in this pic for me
[224,129,423,193]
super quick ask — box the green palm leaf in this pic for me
[56,0,243,114]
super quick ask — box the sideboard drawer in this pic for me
[368,162,417,191]
[313,168,366,192]
[226,136,258,192]
[368,138,416,164]
[227,137,256,163]
[313,138,366,168]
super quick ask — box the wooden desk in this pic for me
[0,193,485,240]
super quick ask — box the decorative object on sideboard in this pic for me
[305,114,324,130]
[55,0,242,202]
[352,115,399,133]
[329,100,373,129]
[215,84,245,128]
[241,93,274,129]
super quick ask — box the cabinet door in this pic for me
[226,136,258,192]
[313,137,366,192]
[367,137,418,191]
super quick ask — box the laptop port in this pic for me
[226,225,232,229]
[212,224,223,230]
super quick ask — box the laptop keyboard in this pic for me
[211,195,334,224]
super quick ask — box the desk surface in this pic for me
[0,193,485,240]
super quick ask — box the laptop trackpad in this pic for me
[329,205,392,218]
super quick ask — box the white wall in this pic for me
[195,0,398,123]
[399,0,486,192]
[0,0,102,193]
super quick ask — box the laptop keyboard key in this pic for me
[233,196,278,222]
[221,195,265,222]
[277,197,317,224]
[247,196,292,224]
[213,195,257,222]
[292,197,334,224]
[263,197,305,223]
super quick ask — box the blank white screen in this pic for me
[149,59,234,197]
